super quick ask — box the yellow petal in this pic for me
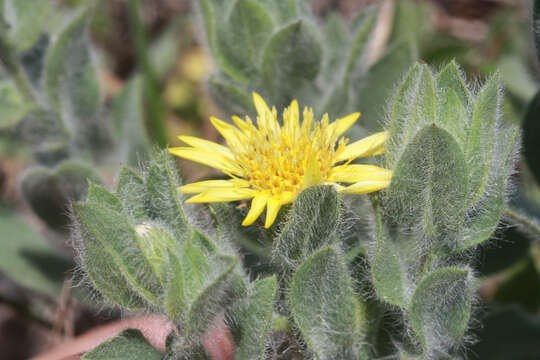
[330,164,392,183]
[265,195,282,228]
[335,131,389,162]
[253,92,272,119]
[286,99,300,137]
[169,147,244,175]
[264,192,294,228]
[302,153,323,189]
[185,188,257,203]
[231,115,250,134]
[242,192,271,226]
[326,112,360,138]
[178,136,235,159]
[210,117,246,148]
[252,92,278,135]
[179,179,250,194]
[338,180,391,194]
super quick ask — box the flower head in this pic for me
[169,93,391,228]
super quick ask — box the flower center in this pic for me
[232,106,348,196]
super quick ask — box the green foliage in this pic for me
[0,206,71,296]
[409,268,473,356]
[273,186,341,268]
[196,0,415,127]
[231,276,277,360]
[290,247,365,359]
[385,61,519,253]
[82,329,162,360]
[21,161,101,231]
[1,0,50,53]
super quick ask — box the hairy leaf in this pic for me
[82,329,162,360]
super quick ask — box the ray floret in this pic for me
[169,92,392,228]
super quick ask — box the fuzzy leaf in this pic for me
[345,8,377,79]
[273,186,341,269]
[112,76,151,166]
[215,0,273,81]
[82,329,162,360]
[457,125,520,251]
[45,11,100,130]
[146,151,191,242]
[233,276,277,360]
[290,247,364,359]
[388,125,468,252]
[207,74,253,117]
[73,202,162,307]
[87,182,123,213]
[258,0,299,24]
[371,220,409,307]
[386,63,436,169]
[116,165,148,222]
[186,255,238,336]
[322,12,348,82]
[0,82,33,130]
[435,61,471,107]
[465,74,500,206]
[436,88,468,148]
[2,0,50,52]
[409,268,473,353]
[261,20,322,108]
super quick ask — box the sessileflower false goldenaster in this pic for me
[169,93,392,228]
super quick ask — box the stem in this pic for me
[128,0,167,148]
[0,35,38,104]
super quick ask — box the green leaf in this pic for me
[3,0,51,52]
[233,276,277,360]
[386,63,436,169]
[409,268,472,353]
[457,125,519,251]
[465,74,500,206]
[273,186,341,269]
[258,0,299,24]
[261,20,322,108]
[115,165,148,223]
[345,8,377,79]
[73,202,162,307]
[387,125,468,252]
[146,151,191,242]
[290,247,364,359]
[82,329,162,360]
[207,74,253,117]
[45,11,100,130]
[0,206,71,297]
[112,76,151,166]
[215,0,274,81]
[371,212,409,307]
[21,161,100,231]
[322,12,349,83]
[436,61,471,108]
[186,255,238,336]
[435,88,468,148]
[523,90,540,184]
[87,182,123,213]
[0,82,33,130]
[353,42,415,132]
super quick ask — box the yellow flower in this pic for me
[169,93,392,228]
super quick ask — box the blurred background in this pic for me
[0,0,539,359]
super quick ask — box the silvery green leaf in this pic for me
[409,267,473,355]
[387,125,468,253]
[290,247,365,359]
[273,186,341,269]
[261,20,322,108]
[2,0,50,52]
[82,329,162,360]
